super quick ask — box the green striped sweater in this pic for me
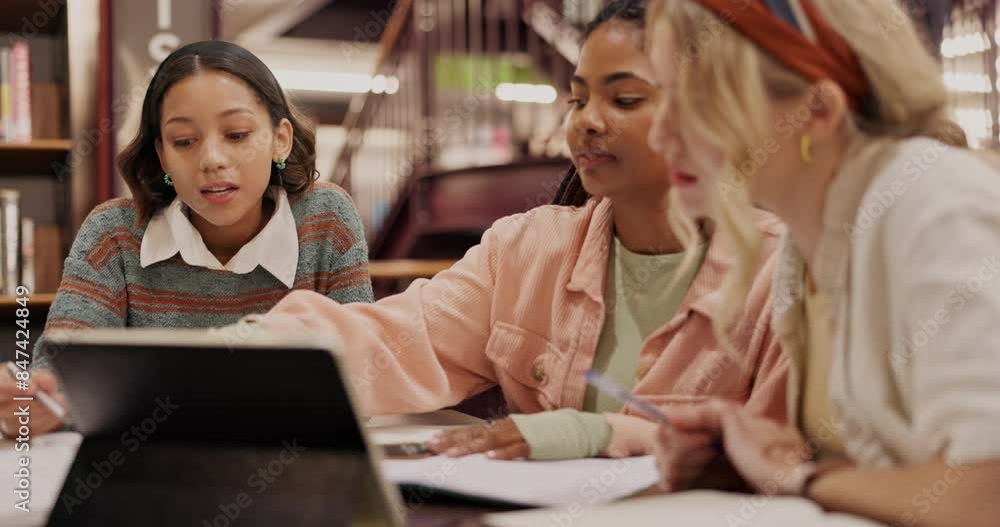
[33,182,373,368]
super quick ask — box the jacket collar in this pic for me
[564,197,746,322]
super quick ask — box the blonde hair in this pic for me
[647,0,968,349]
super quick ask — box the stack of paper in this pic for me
[383,454,660,507]
[373,410,660,508]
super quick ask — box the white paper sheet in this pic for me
[0,432,82,527]
[367,409,484,445]
[383,454,659,507]
[482,490,884,527]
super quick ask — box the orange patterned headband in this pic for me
[688,0,870,110]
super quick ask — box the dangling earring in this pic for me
[800,134,814,164]
[274,157,286,187]
[163,173,173,187]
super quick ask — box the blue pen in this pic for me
[584,370,670,424]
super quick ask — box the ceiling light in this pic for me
[272,69,400,94]
[495,83,558,104]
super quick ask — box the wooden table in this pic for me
[369,260,457,280]
[369,259,458,298]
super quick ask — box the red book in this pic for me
[10,41,31,141]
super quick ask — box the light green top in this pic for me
[511,236,706,460]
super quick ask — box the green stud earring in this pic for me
[163,173,173,187]
[275,157,286,170]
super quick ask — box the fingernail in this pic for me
[486,450,497,459]
[445,448,463,457]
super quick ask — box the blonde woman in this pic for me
[644,0,1000,525]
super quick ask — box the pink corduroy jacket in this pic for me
[255,198,789,429]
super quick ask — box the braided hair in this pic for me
[552,0,647,207]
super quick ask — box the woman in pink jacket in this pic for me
[255,0,787,470]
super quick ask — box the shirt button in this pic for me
[531,362,546,383]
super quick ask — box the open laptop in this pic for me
[40,328,404,526]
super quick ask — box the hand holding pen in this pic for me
[0,362,67,438]
[585,369,728,493]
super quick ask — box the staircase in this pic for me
[332,0,593,273]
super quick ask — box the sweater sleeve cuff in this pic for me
[31,336,53,371]
[510,409,613,460]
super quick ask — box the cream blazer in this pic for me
[773,136,1000,468]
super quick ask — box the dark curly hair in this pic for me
[584,0,647,39]
[118,40,318,222]
[553,0,647,207]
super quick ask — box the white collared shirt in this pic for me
[140,186,299,288]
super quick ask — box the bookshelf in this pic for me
[0,0,99,337]
[0,139,72,173]
[0,139,73,151]
[0,1,97,367]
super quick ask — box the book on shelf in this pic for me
[10,40,32,141]
[0,189,62,297]
[0,189,19,295]
[21,217,34,294]
[0,39,43,142]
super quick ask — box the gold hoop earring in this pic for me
[800,134,814,164]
